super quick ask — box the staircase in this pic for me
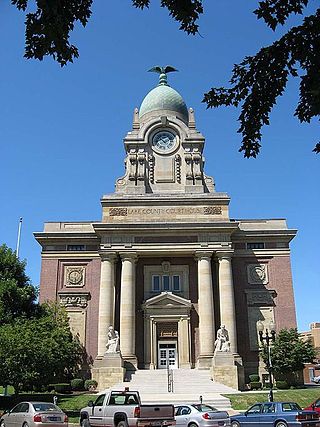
[101,369,239,410]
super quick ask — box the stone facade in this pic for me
[34,71,297,389]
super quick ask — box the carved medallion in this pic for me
[247,264,268,285]
[65,266,85,287]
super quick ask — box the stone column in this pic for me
[97,252,117,357]
[120,252,138,366]
[217,252,237,354]
[195,251,215,367]
[178,316,191,368]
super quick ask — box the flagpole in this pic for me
[16,217,23,258]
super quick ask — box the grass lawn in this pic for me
[57,394,95,423]
[223,388,320,410]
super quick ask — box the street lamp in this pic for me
[257,320,276,402]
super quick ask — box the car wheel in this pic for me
[81,419,90,427]
[188,423,198,427]
[275,422,288,427]
[117,421,128,427]
[231,421,240,427]
[1,420,6,427]
[22,423,29,427]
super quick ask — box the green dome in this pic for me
[139,81,188,121]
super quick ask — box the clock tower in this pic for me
[115,68,215,195]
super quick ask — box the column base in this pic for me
[211,352,245,390]
[197,354,213,369]
[92,353,125,391]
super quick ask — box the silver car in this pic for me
[175,404,230,427]
[0,402,68,427]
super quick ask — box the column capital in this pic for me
[120,252,138,263]
[99,251,117,262]
[216,250,234,261]
[194,250,214,261]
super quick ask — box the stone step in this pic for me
[101,368,238,410]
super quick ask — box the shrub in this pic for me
[276,380,289,389]
[250,381,262,390]
[71,379,84,391]
[249,374,260,382]
[84,380,98,391]
[53,383,72,393]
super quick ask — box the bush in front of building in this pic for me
[276,380,289,389]
[84,380,98,391]
[71,379,84,391]
[52,383,72,393]
[248,374,260,382]
[249,381,262,390]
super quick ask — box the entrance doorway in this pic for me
[158,341,178,369]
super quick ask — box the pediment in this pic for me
[143,292,191,309]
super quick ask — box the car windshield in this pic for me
[32,404,61,412]
[192,404,217,412]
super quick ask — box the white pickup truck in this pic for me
[80,389,176,427]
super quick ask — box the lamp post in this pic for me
[257,320,276,402]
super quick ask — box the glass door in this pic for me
[158,342,177,369]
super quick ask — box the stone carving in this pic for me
[109,208,128,216]
[203,206,222,215]
[245,289,276,306]
[175,154,181,183]
[65,266,85,287]
[148,154,155,183]
[128,149,138,181]
[214,325,231,353]
[106,325,120,354]
[247,264,268,285]
[59,292,90,308]
[137,150,146,181]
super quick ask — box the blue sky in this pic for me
[0,1,318,331]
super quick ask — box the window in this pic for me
[152,274,181,292]
[163,275,170,291]
[152,275,160,291]
[247,242,265,249]
[247,404,262,414]
[262,403,275,413]
[94,394,105,406]
[67,245,86,251]
[173,275,180,291]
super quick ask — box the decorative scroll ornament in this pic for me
[59,292,90,308]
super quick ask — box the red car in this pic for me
[305,398,320,415]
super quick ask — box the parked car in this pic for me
[312,375,320,384]
[174,403,230,427]
[230,401,320,427]
[80,389,175,427]
[305,398,320,415]
[0,402,68,427]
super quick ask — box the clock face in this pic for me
[152,131,176,152]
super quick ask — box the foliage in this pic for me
[0,302,84,393]
[10,1,320,157]
[52,383,72,393]
[248,374,260,382]
[276,380,289,389]
[70,378,84,391]
[84,379,98,391]
[260,328,316,377]
[249,381,262,390]
[0,244,37,324]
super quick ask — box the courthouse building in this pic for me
[35,70,297,388]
